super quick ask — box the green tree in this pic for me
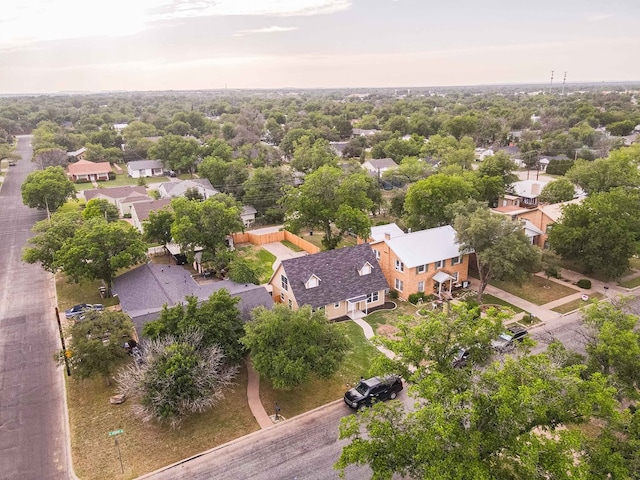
[290,136,337,173]
[22,211,83,273]
[64,310,134,384]
[200,138,233,161]
[404,174,474,230]
[56,218,147,291]
[227,258,260,285]
[547,189,640,279]
[116,330,238,429]
[21,166,76,213]
[33,147,68,169]
[143,208,175,245]
[443,114,478,140]
[144,291,244,362]
[454,205,541,301]
[281,166,375,250]
[606,119,635,136]
[538,178,576,204]
[242,166,293,216]
[149,134,200,173]
[82,198,119,222]
[197,157,249,197]
[170,195,243,264]
[476,151,518,187]
[242,305,350,389]
[566,155,640,194]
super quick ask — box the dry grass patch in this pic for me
[67,365,258,480]
[490,275,579,305]
[365,300,416,331]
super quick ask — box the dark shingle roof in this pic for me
[132,199,172,222]
[84,185,148,201]
[280,244,389,309]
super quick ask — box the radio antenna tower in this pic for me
[561,71,567,95]
[548,70,554,93]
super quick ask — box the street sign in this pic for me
[108,429,124,436]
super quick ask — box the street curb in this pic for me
[136,399,345,479]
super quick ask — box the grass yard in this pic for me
[56,275,120,311]
[297,231,358,250]
[480,294,525,313]
[258,320,384,419]
[58,198,86,213]
[236,245,277,283]
[552,292,605,314]
[490,275,578,305]
[364,300,416,332]
[619,275,640,289]
[67,366,258,480]
[280,240,304,252]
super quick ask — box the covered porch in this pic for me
[346,294,368,320]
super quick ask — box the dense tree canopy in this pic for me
[538,178,576,204]
[21,166,76,213]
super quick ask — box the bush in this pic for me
[408,292,427,305]
[576,279,592,289]
[388,289,399,299]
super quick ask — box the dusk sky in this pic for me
[1,0,639,94]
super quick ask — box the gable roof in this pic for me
[363,158,398,170]
[369,223,405,243]
[509,180,549,199]
[278,244,389,309]
[84,185,147,202]
[127,159,164,170]
[385,225,462,268]
[112,263,273,334]
[539,198,582,222]
[68,159,112,175]
[67,147,86,157]
[131,199,171,222]
[160,179,219,197]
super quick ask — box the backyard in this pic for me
[235,245,277,284]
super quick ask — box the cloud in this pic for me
[233,26,299,37]
[0,0,349,46]
[584,13,614,22]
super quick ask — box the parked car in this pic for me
[452,347,471,368]
[8,160,16,166]
[64,303,104,319]
[491,325,528,352]
[344,375,403,410]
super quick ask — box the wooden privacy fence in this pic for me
[232,230,320,254]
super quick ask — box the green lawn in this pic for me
[619,275,640,289]
[480,294,525,313]
[297,231,358,250]
[258,320,384,419]
[552,292,605,314]
[67,366,258,480]
[56,275,120,311]
[364,300,416,331]
[236,245,277,283]
[490,275,579,305]
[280,240,304,252]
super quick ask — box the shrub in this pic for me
[576,279,591,289]
[408,292,427,305]
[388,289,399,299]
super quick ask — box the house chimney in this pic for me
[531,183,540,195]
[384,233,391,240]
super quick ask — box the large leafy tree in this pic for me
[170,195,243,263]
[148,134,200,173]
[538,178,576,204]
[566,153,640,194]
[22,211,83,273]
[33,147,68,169]
[56,218,147,291]
[454,205,541,301]
[281,165,376,250]
[21,166,76,213]
[547,188,640,279]
[64,310,135,384]
[116,330,238,429]
[242,166,293,217]
[143,291,244,362]
[197,156,249,198]
[404,174,474,230]
[143,208,175,245]
[290,136,337,173]
[476,151,518,187]
[242,305,350,389]
[82,198,119,222]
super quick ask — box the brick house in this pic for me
[269,244,389,320]
[367,224,470,300]
[67,159,112,182]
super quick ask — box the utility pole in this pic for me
[561,71,567,95]
[548,70,554,94]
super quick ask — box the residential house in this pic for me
[127,160,165,178]
[329,141,350,157]
[67,147,87,162]
[368,224,470,300]
[362,158,398,177]
[130,199,172,232]
[158,179,219,200]
[112,263,273,337]
[67,159,112,182]
[83,185,150,216]
[352,128,380,137]
[500,180,549,208]
[113,123,129,134]
[241,205,257,227]
[474,148,494,161]
[538,154,570,172]
[118,193,157,217]
[269,244,389,321]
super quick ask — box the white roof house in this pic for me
[158,179,220,199]
[509,180,549,200]
[368,223,405,243]
[362,158,398,175]
[384,225,463,268]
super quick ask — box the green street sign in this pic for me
[108,429,124,436]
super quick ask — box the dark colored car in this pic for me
[491,325,528,352]
[344,375,403,410]
[64,303,104,319]
[8,160,16,166]
[452,347,471,368]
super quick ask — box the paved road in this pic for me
[0,136,72,479]
[530,310,586,355]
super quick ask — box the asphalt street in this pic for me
[0,136,72,480]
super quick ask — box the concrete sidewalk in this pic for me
[245,359,273,429]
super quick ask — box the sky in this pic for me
[1,0,639,94]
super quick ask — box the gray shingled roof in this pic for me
[280,244,389,309]
[112,263,273,336]
[160,179,218,197]
[84,185,147,201]
[127,159,164,170]
[365,158,398,169]
[132,199,172,222]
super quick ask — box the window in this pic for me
[374,249,381,260]
[417,281,425,292]
[280,292,285,302]
[451,256,461,265]
[394,259,404,272]
[334,302,341,308]
[435,260,443,269]
[394,279,404,292]
[305,275,319,288]
[416,264,426,274]
[367,291,379,303]
[281,274,288,291]
[288,299,293,309]
[359,263,372,276]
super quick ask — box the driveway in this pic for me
[261,242,307,269]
